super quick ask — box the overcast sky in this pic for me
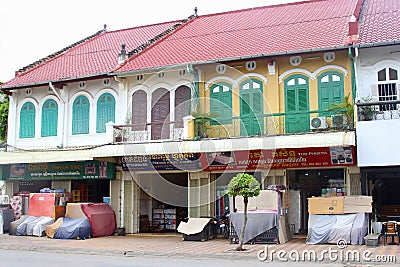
[0,0,304,83]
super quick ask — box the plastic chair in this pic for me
[384,221,399,245]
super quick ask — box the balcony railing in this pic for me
[356,100,400,122]
[112,109,355,143]
[195,109,354,139]
[113,121,184,143]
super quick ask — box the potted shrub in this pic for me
[329,94,354,129]
[190,111,218,139]
[358,96,375,121]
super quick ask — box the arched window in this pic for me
[41,99,58,137]
[72,95,90,135]
[151,88,170,140]
[377,67,398,111]
[132,90,147,131]
[240,78,263,135]
[284,74,310,133]
[19,102,35,138]
[318,71,344,116]
[210,82,232,125]
[96,93,115,133]
[175,86,191,128]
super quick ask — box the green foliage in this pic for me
[0,89,8,143]
[328,93,354,126]
[190,111,218,137]
[227,173,260,198]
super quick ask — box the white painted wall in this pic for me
[356,45,400,101]
[7,77,125,150]
[355,45,400,167]
[356,119,400,166]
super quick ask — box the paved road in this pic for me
[0,249,346,267]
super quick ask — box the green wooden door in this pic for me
[285,75,310,133]
[72,96,90,134]
[240,79,263,136]
[19,102,35,138]
[318,71,344,117]
[96,93,115,133]
[41,99,58,137]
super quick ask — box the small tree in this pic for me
[227,173,260,251]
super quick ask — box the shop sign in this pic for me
[202,146,356,171]
[122,153,201,171]
[1,161,115,181]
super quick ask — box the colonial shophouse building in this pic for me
[1,0,398,234]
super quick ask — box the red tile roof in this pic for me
[359,0,400,44]
[115,0,361,73]
[1,21,180,89]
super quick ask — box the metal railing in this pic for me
[113,121,184,143]
[113,109,355,143]
[356,100,400,122]
[194,109,354,139]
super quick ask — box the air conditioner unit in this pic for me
[310,116,328,130]
[331,114,347,129]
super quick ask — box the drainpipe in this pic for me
[348,46,358,102]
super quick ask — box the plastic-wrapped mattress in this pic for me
[9,215,28,235]
[32,216,54,237]
[26,216,47,235]
[16,216,38,236]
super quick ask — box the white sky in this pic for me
[0,0,303,83]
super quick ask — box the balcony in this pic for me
[112,109,355,143]
[113,121,185,143]
[356,100,400,122]
[356,100,400,167]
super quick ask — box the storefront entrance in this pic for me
[137,172,188,233]
[287,168,346,234]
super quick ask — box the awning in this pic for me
[92,131,356,157]
[0,132,355,164]
[0,149,94,164]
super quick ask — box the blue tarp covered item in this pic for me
[16,216,38,236]
[54,218,91,240]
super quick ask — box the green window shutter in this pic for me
[19,102,36,138]
[41,99,58,137]
[210,83,232,124]
[318,71,344,116]
[96,93,115,133]
[72,96,90,135]
[240,78,264,136]
[284,75,310,133]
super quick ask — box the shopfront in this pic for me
[1,160,115,203]
[119,146,359,234]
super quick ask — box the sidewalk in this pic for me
[0,233,399,264]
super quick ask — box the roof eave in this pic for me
[356,40,400,48]
[0,72,112,90]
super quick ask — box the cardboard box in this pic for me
[308,196,372,214]
[235,190,278,211]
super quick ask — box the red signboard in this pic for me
[201,146,355,171]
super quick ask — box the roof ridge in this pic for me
[107,19,184,34]
[192,0,324,19]
[15,26,107,76]
[126,13,197,58]
[167,14,353,43]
